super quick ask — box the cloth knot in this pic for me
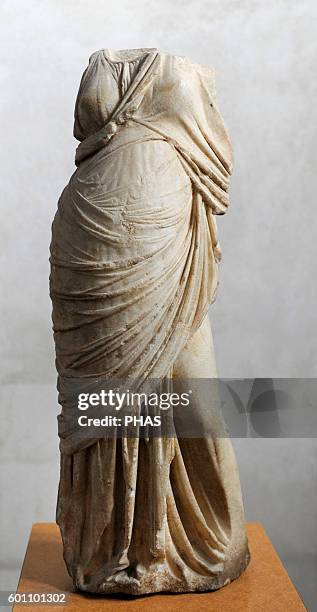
[102,107,137,143]
[103,121,118,142]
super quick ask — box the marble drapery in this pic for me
[50,48,250,595]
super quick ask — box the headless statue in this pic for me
[50,48,250,595]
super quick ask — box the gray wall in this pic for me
[1,0,316,609]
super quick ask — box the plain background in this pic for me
[0,0,316,609]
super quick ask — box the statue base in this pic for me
[13,523,305,611]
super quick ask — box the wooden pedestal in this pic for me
[13,523,306,611]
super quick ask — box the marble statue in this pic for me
[49,48,250,595]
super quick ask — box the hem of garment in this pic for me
[71,545,251,596]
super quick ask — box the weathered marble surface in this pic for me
[50,48,250,595]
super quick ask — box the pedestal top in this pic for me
[13,522,306,611]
